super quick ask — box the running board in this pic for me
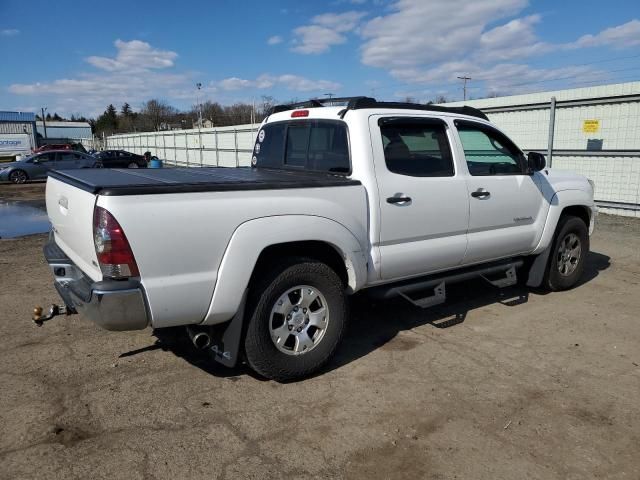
[368,259,523,309]
[398,281,446,308]
[480,265,517,288]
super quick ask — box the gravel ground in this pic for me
[1,183,639,479]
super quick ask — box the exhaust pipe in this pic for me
[186,326,211,349]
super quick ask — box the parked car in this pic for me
[34,143,87,154]
[41,97,596,381]
[0,150,99,183]
[94,150,148,168]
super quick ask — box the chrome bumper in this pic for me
[44,237,150,331]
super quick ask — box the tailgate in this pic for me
[46,176,102,281]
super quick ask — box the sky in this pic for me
[1,0,639,118]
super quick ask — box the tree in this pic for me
[140,99,176,131]
[52,113,63,121]
[45,113,52,121]
[121,103,132,116]
[94,104,119,136]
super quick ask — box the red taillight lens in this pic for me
[93,206,139,278]
[291,109,309,118]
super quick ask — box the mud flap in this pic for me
[208,290,247,368]
[526,246,552,287]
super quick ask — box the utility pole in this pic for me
[324,93,334,104]
[41,107,48,138]
[457,76,471,101]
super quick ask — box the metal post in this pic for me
[162,133,166,162]
[214,129,219,166]
[198,127,203,166]
[547,96,556,168]
[234,128,239,167]
[41,107,48,139]
[185,131,189,167]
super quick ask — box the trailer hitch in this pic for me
[32,304,75,326]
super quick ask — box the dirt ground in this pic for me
[1,183,639,479]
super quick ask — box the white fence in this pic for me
[106,124,259,167]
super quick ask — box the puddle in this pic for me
[0,200,50,238]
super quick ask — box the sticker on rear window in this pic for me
[258,129,265,142]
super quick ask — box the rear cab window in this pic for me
[253,119,350,174]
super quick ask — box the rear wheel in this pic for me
[127,162,139,168]
[9,169,28,184]
[544,215,589,291]
[244,258,347,381]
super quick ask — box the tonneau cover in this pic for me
[48,166,361,196]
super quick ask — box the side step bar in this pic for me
[369,259,523,309]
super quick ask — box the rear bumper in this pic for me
[44,236,150,331]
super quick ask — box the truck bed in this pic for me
[48,167,360,196]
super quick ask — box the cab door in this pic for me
[371,116,470,281]
[453,120,548,264]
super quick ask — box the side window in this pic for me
[456,122,524,176]
[253,122,286,168]
[380,119,454,177]
[37,153,52,163]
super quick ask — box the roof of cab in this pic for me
[265,96,489,123]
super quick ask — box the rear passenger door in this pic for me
[371,116,470,280]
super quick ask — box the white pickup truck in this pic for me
[41,97,595,381]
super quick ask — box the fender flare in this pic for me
[201,215,368,325]
[531,189,595,255]
[527,189,595,287]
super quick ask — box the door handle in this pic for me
[387,196,412,205]
[471,189,490,198]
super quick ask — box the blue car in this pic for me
[0,150,99,184]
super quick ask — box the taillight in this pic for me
[93,206,139,279]
[291,109,309,118]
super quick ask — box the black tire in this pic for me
[9,169,28,184]
[544,215,589,291]
[244,258,347,382]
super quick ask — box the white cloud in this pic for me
[1,28,20,36]
[86,39,177,72]
[360,0,528,68]
[292,25,347,54]
[570,19,640,48]
[217,74,341,92]
[292,10,366,54]
[354,0,639,98]
[267,35,283,45]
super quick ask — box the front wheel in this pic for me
[544,215,589,291]
[244,258,347,381]
[127,162,139,168]
[9,169,28,184]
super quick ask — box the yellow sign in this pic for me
[583,119,600,133]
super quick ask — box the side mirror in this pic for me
[527,151,546,172]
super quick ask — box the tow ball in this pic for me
[32,305,75,326]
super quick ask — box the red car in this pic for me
[33,143,87,153]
